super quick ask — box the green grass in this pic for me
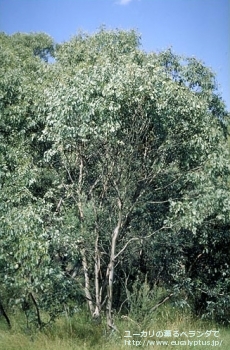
[0,306,229,350]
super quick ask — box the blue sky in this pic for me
[0,0,229,110]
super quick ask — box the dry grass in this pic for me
[0,306,229,350]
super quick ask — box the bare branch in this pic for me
[149,293,174,313]
[115,226,170,260]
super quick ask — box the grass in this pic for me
[0,305,229,350]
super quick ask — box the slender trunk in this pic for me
[76,154,95,314]
[106,197,122,330]
[94,231,101,319]
[80,247,95,316]
[29,292,42,328]
[0,299,11,329]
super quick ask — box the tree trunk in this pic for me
[0,299,11,329]
[94,231,101,319]
[29,292,42,328]
[80,247,95,316]
[106,197,122,330]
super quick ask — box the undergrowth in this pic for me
[0,303,229,350]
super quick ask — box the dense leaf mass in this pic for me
[0,29,229,328]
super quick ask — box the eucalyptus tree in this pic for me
[1,29,229,329]
[42,29,229,327]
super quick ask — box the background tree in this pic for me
[0,32,80,328]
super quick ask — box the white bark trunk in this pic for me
[94,232,101,319]
[81,247,95,316]
[106,197,122,329]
